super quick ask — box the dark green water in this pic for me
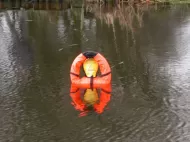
[1,4,190,142]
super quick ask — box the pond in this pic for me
[0,4,190,142]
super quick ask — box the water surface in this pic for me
[0,4,190,142]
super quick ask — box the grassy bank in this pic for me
[0,0,190,10]
[85,0,190,7]
[158,0,190,4]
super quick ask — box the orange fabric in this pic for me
[93,84,111,114]
[70,84,86,111]
[93,93,111,114]
[94,53,111,76]
[70,52,111,89]
[71,77,91,88]
[70,53,86,75]
[70,53,90,88]
[93,53,111,87]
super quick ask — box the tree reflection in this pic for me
[87,3,146,32]
[89,4,158,100]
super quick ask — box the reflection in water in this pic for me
[0,10,33,141]
[160,12,190,141]
[1,4,190,142]
[89,4,145,32]
[70,84,111,117]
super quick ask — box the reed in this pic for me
[88,3,148,32]
[86,0,190,6]
[1,0,189,10]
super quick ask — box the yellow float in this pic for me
[83,58,99,105]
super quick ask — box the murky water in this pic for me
[1,4,190,142]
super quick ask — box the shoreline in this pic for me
[0,1,190,10]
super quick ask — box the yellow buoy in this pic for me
[82,58,99,105]
[83,58,98,77]
[83,89,99,106]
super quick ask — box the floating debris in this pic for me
[25,20,33,22]
[111,61,124,68]
[59,44,78,51]
[69,44,78,47]
[118,61,124,64]
[58,48,63,51]
[118,76,124,79]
